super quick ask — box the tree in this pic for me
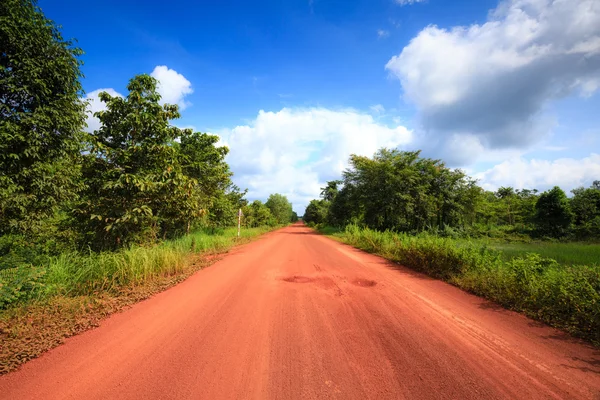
[243,200,275,227]
[76,74,197,249]
[0,0,86,234]
[207,186,247,229]
[320,180,341,202]
[265,194,293,225]
[571,184,600,237]
[304,199,329,225]
[330,149,476,232]
[179,132,233,232]
[534,186,573,238]
[496,187,516,225]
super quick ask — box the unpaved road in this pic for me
[1,224,599,399]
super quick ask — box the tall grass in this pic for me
[326,224,600,344]
[0,226,272,307]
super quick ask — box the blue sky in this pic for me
[40,0,600,213]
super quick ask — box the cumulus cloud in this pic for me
[386,0,600,156]
[83,88,123,133]
[150,65,193,110]
[216,108,413,212]
[475,153,600,192]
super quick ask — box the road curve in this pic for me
[1,223,599,399]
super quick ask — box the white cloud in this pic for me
[395,0,425,5]
[216,107,413,213]
[83,88,123,133]
[475,153,600,192]
[386,0,600,157]
[150,65,193,110]
[377,29,390,39]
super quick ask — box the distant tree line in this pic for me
[0,0,295,267]
[304,149,600,240]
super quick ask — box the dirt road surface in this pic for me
[1,223,599,399]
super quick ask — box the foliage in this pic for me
[322,149,480,232]
[207,186,247,229]
[265,193,294,224]
[0,266,45,308]
[179,132,235,232]
[243,200,276,227]
[534,186,574,238]
[571,183,600,238]
[303,199,329,225]
[0,226,271,309]
[0,0,86,235]
[74,75,196,249]
[307,149,600,242]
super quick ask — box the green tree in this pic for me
[76,75,197,249]
[534,186,573,238]
[571,184,600,237]
[0,0,86,234]
[243,200,275,227]
[320,180,341,202]
[333,149,475,232]
[304,199,329,225]
[179,132,233,232]
[207,185,247,229]
[495,187,516,225]
[265,194,293,225]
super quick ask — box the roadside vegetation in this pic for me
[305,149,600,344]
[0,0,298,371]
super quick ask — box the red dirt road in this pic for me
[1,224,599,399]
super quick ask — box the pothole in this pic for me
[282,275,313,284]
[352,278,377,287]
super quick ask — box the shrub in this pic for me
[0,266,46,308]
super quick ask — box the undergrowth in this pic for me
[323,224,600,345]
[0,226,272,309]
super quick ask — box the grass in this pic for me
[0,226,272,307]
[477,240,600,266]
[0,226,274,374]
[320,224,600,345]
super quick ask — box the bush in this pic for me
[0,226,271,309]
[0,266,46,308]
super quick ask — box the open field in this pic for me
[480,240,600,266]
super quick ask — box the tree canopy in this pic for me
[0,0,86,235]
[266,194,294,225]
[306,149,598,241]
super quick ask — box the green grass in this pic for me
[478,241,600,266]
[321,224,600,345]
[0,226,273,307]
